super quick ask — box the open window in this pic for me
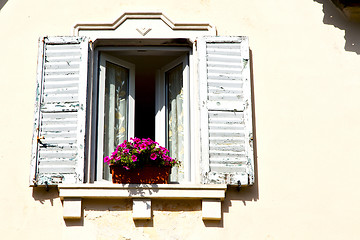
[94,47,190,183]
[97,53,135,181]
[30,36,254,187]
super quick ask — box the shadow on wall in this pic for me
[249,49,259,203]
[32,187,59,206]
[78,192,258,229]
[314,0,360,54]
[0,0,8,11]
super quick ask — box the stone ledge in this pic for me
[59,183,227,199]
[58,184,227,220]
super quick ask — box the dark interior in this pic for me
[107,49,187,140]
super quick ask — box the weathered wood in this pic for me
[30,36,89,186]
[198,36,254,186]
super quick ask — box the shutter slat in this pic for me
[44,74,81,81]
[44,87,79,93]
[209,165,247,173]
[38,166,76,174]
[39,150,78,158]
[43,94,79,102]
[38,160,77,166]
[44,81,79,88]
[41,103,79,112]
[30,36,88,186]
[199,36,254,186]
[41,138,77,144]
[42,124,77,131]
[45,62,80,70]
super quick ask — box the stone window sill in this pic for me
[58,183,227,221]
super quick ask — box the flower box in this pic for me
[104,138,177,184]
[110,165,171,184]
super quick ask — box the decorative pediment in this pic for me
[73,12,216,39]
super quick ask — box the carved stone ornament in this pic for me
[136,27,152,36]
[73,12,216,40]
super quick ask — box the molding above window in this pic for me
[58,184,227,220]
[73,12,217,40]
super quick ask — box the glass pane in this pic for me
[103,61,129,180]
[166,64,184,182]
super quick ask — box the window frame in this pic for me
[157,54,191,183]
[96,53,135,181]
[31,36,254,187]
[31,14,252,220]
[89,44,193,183]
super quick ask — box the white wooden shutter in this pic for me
[30,36,89,186]
[198,36,254,186]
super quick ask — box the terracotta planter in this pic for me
[110,165,171,184]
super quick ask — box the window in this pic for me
[30,36,254,187]
[95,47,190,183]
[97,53,134,181]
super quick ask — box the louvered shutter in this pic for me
[30,36,89,186]
[198,36,254,186]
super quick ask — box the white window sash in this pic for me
[156,55,191,183]
[96,53,135,181]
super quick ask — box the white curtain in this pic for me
[103,62,128,180]
[167,64,184,182]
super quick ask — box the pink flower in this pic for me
[104,156,110,164]
[131,155,137,162]
[123,166,130,170]
[150,153,157,160]
[140,143,147,150]
[159,146,169,154]
[111,150,118,158]
[123,149,130,154]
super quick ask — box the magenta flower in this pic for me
[150,153,157,160]
[111,149,118,158]
[140,143,147,150]
[104,138,177,169]
[159,146,169,154]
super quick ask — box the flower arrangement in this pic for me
[104,137,178,170]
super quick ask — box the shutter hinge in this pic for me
[32,177,38,187]
[237,180,241,192]
[249,133,253,145]
[37,136,45,141]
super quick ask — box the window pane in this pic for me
[167,64,184,182]
[103,62,128,180]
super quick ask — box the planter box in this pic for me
[110,165,171,184]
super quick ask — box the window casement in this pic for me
[30,36,254,187]
[96,53,135,182]
[95,47,191,183]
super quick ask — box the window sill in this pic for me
[58,183,227,220]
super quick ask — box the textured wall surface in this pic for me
[1,0,360,239]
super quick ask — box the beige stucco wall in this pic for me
[1,0,360,239]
